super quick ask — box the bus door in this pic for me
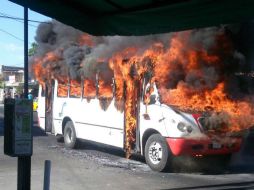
[123,80,141,154]
[37,85,45,130]
[45,80,55,132]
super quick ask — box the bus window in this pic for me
[57,81,68,97]
[98,80,113,99]
[83,79,96,99]
[98,79,114,111]
[70,80,81,98]
[143,83,159,105]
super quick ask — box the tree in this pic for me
[0,73,4,88]
[15,83,24,95]
[28,42,38,56]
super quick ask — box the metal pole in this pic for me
[17,6,31,190]
[24,8,28,97]
[43,160,51,190]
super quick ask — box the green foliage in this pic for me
[0,74,4,88]
[15,83,24,95]
[28,42,38,56]
[0,82,4,88]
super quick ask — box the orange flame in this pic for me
[160,82,254,132]
[57,79,68,97]
[32,30,254,158]
[70,79,81,97]
[109,47,140,157]
[32,51,61,86]
[83,79,96,99]
[98,80,113,99]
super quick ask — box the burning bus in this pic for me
[33,20,254,171]
[37,78,243,172]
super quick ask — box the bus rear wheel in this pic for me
[145,134,171,172]
[64,121,78,149]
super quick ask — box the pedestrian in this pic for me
[28,93,33,100]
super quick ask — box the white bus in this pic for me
[37,79,242,171]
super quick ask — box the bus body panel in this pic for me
[139,103,168,138]
[38,86,45,130]
[52,81,124,148]
[37,80,242,159]
[160,105,204,138]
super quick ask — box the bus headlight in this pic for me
[177,122,193,133]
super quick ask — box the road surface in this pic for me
[0,104,254,190]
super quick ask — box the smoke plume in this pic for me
[31,20,254,136]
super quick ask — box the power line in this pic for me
[0,12,37,28]
[0,28,24,42]
[0,14,50,24]
[0,12,40,44]
[0,28,32,44]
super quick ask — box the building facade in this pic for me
[0,65,38,102]
[0,65,24,86]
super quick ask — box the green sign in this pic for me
[14,99,33,155]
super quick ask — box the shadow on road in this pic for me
[79,129,254,174]
[1,109,253,174]
[32,111,47,137]
[76,139,126,158]
[33,125,47,137]
[60,138,147,164]
[0,112,47,137]
[64,131,254,175]
[161,181,254,190]
[170,155,254,175]
[57,129,254,174]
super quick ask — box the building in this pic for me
[0,65,24,87]
[0,65,38,100]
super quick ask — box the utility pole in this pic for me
[17,6,31,190]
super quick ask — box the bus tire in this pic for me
[64,121,78,149]
[145,134,171,172]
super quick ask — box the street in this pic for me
[0,104,254,190]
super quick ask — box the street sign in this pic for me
[4,98,33,157]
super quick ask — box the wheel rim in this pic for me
[65,127,72,144]
[148,141,163,165]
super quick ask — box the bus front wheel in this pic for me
[145,134,171,172]
[64,121,78,149]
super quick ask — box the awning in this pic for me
[9,0,254,36]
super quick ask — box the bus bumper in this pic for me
[166,137,242,156]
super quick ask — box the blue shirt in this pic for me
[28,94,33,100]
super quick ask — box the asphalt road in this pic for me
[0,104,254,190]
